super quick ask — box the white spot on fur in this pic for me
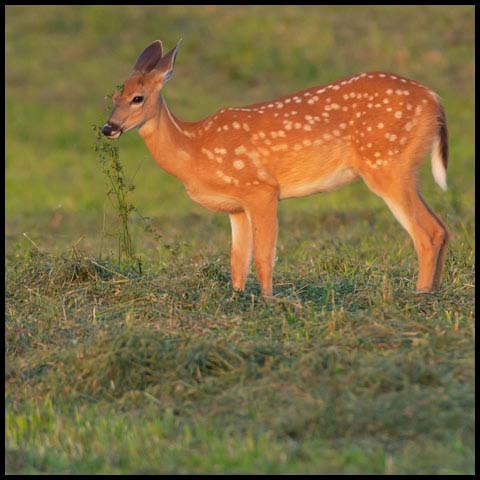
[233,160,245,170]
[201,148,214,160]
[234,145,247,155]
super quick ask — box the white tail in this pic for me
[102,40,450,296]
[431,135,448,191]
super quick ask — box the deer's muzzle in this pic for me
[101,122,122,139]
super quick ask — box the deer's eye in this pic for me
[131,96,144,104]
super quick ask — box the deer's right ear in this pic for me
[153,40,182,83]
[133,40,164,74]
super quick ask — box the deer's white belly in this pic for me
[279,166,358,199]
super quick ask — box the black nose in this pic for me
[101,123,113,136]
[101,122,121,137]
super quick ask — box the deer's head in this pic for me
[102,40,181,138]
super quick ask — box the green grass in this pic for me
[5,5,475,474]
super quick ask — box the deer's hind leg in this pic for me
[418,195,450,290]
[360,170,449,293]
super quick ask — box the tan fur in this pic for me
[103,41,450,296]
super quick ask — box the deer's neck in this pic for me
[138,96,195,183]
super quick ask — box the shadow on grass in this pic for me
[275,278,357,306]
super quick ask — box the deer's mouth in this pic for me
[109,130,122,139]
[101,122,123,139]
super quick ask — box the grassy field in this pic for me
[5,5,475,474]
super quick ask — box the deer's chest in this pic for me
[185,184,243,213]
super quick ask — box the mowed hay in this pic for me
[7,250,116,294]
[5,246,474,474]
[54,331,260,400]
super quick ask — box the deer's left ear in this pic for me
[133,40,164,74]
[153,39,182,83]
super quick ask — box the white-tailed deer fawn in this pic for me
[102,40,450,297]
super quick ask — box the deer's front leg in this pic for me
[245,189,279,297]
[229,211,253,291]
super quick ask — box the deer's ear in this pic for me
[153,40,181,83]
[133,40,164,74]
